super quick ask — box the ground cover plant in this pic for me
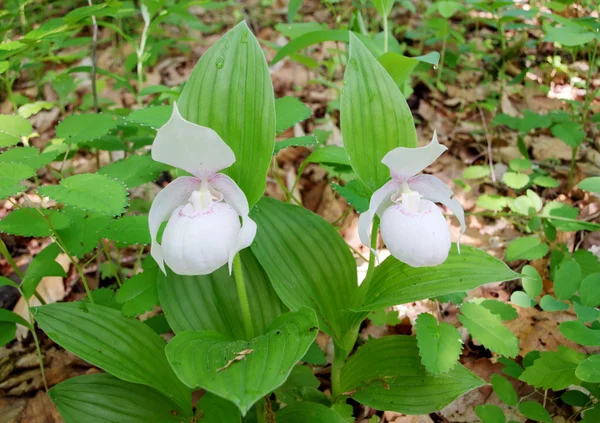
[0,0,599,422]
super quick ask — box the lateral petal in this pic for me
[149,176,200,273]
[381,132,447,181]
[209,173,257,272]
[358,180,401,248]
[151,103,235,178]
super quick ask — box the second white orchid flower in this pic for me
[359,133,466,267]
[149,103,257,276]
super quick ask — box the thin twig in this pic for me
[87,0,99,113]
[136,7,151,105]
[478,106,497,183]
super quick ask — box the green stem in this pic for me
[22,292,48,392]
[332,206,352,226]
[87,0,99,113]
[436,34,448,90]
[101,241,122,287]
[331,344,346,397]
[497,18,506,87]
[383,15,389,53]
[0,238,24,279]
[3,75,17,113]
[582,38,598,128]
[352,217,380,308]
[136,9,151,105]
[0,238,46,304]
[271,158,302,205]
[233,254,254,340]
[53,232,95,304]
[571,40,599,188]
[0,240,48,390]
[568,146,577,189]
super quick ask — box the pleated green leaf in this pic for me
[165,307,318,416]
[177,22,275,207]
[340,33,416,193]
[276,403,347,423]
[158,249,285,341]
[49,373,190,423]
[196,393,241,423]
[250,197,361,354]
[339,335,484,414]
[357,245,520,311]
[32,302,191,412]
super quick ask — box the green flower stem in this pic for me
[352,217,380,308]
[22,292,48,392]
[331,343,346,398]
[383,15,389,53]
[233,254,254,340]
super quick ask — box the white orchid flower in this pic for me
[149,103,257,276]
[358,133,466,267]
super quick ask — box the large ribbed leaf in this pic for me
[177,22,275,207]
[276,403,347,423]
[166,307,318,416]
[340,33,416,193]
[196,393,241,423]
[158,249,285,340]
[32,302,191,412]
[357,245,520,311]
[340,336,484,414]
[250,197,361,355]
[49,373,189,423]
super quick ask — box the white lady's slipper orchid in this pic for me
[149,103,256,276]
[359,133,466,267]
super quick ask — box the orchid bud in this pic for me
[359,133,465,267]
[148,103,257,276]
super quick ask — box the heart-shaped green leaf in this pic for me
[177,22,275,207]
[166,307,318,415]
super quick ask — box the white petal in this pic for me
[149,176,200,273]
[358,180,401,248]
[161,202,241,275]
[381,132,447,181]
[152,103,235,178]
[380,200,451,267]
[209,173,257,272]
[408,174,466,233]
